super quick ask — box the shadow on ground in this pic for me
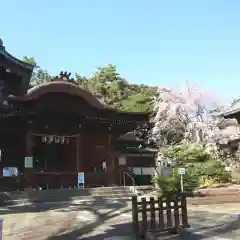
[45,210,240,240]
[48,221,134,240]
[2,191,240,239]
[46,200,133,239]
[182,214,240,239]
[0,196,129,216]
[2,198,132,239]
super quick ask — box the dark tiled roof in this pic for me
[117,132,143,142]
[0,39,34,71]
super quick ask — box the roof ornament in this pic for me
[0,39,4,49]
[60,71,71,81]
[52,71,77,84]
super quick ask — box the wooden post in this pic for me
[158,197,164,230]
[174,196,180,227]
[132,196,139,239]
[76,134,82,188]
[107,127,113,185]
[181,195,189,228]
[25,131,34,189]
[150,197,156,229]
[76,134,80,173]
[141,197,147,238]
[166,197,173,228]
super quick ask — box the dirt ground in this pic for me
[188,194,240,205]
[1,200,240,240]
[1,186,240,239]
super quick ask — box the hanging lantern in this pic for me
[65,138,70,144]
[60,137,65,144]
[42,136,47,143]
[48,136,53,144]
[55,136,60,143]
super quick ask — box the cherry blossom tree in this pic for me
[151,84,240,173]
[151,84,219,146]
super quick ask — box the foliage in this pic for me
[189,161,230,183]
[23,57,51,87]
[198,175,218,188]
[23,58,157,113]
[119,93,154,113]
[23,56,37,66]
[152,168,198,196]
[77,65,157,111]
[154,142,231,194]
[153,161,229,195]
[161,143,211,165]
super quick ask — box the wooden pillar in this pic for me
[107,127,114,185]
[18,133,26,174]
[76,134,81,172]
[25,131,33,157]
[24,131,34,188]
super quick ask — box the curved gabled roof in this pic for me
[25,81,108,110]
[0,39,34,71]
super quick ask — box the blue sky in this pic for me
[1,0,240,102]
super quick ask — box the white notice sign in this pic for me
[24,157,33,168]
[77,172,85,188]
[178,167,185,175]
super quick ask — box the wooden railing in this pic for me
[123,172,135,187]
[132,194,189,239]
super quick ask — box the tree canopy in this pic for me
[23,58,157,113]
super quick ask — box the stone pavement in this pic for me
[1,201,240,239]
[0,199,134,240]
[184,204,240,239]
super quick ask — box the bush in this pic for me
[187,161,230,183]
[152,168,198,197]
[198,175,218,188]
[153,163,230,196]
[154,143,231,195]
[161,143,211,165]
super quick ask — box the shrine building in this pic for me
[0,40,152,190]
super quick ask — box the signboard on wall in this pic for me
[24,157,33,168]
[118,156,126,166]
[77,172,85,188]
[3,167,18,177]
[102,161,107,170]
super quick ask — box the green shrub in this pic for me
[187,161,230,183]
[153,163,230,196]
[154,143,231,195]
[152,168,198,197]
[161,143,212,166]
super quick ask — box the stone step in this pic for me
[3,195,134,205]
[0,186,136,205]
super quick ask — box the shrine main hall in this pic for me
[0,40,152,190]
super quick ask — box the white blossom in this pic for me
[152,85,218,144]
[151,84,240,169]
